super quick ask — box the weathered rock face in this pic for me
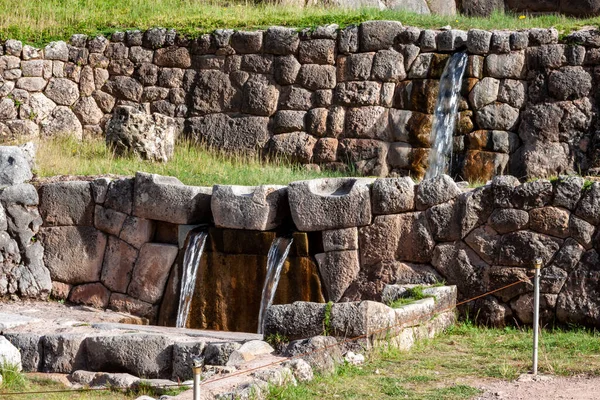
[106,106,175,162]
[0,151,51,299]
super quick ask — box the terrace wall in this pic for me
[14,172,600,330]
[0,23,599,181]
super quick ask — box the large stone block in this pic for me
[371,177,415,215]
[38,181,93,227]
[264,302,327,341]
[3,333,42,372]
[42,333,87,373]
[38,226,107,284]
[499,230,562,267]
[109,293,155,319]
[153,46,191,68]
[119,216,155,249]
[85,334,174,379]
[345,106,390,140]
[475,102,519,131]
[106,106,175,162]
[315,250,359,302]
[185,113,270,153]
[241,79,279,116]
[359,212,435,266]
[484,51,525,79]
[415,174,461,210]
[297,64,336,90]
[0,146,33,186]
[264,27,299,55]
[337,53,374,81]
[101,236,138,293]
[128,243,178,304]
[94,206,127,236]
[268,132,317,163]
[298,39,336,65]
[432,241,488,298]
[211,185,289,231]
[359,20,403,52]
[133,172,212,225]
[334,81,381,106]
[548,66,591,100]
[288,178,374,231]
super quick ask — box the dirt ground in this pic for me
[476,374,600,399]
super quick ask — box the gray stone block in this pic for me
[3,333,43,371]
[359,20,403,52]
[288,178,374,231]
[211,185,289,231]
[128,243,178,304]
[38,181,94,227]
[38,226,107,284]
[85,334,174,378]
[372,177,415,215]
[133,172,212,225]
[315,250,359,302]
[42,333,88,373]
[0,146,33,186]
[265,302,327,341]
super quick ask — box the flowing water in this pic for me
[424,52,469,180]
[257,236,294,335]
[176,229,208,328]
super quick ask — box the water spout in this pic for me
[176,228,208,328]
[257,236,294,335]
[425,52,468,180]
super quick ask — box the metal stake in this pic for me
[532,258,542,375]
[192,356,204,400]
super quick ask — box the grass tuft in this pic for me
[387,285,433,308]
[0,362,27,392]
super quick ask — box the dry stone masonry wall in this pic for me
[16,171,600,330]
[1,24,600,180]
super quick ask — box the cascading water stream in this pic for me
[424,52,469,180]
[257,236,294,335]
[175,228,208,328]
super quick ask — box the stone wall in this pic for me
[0,23,599,181]
[28,171,600,330]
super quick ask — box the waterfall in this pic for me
[175,228,208,329]
[257,236,294,335]
[424,52,468,180]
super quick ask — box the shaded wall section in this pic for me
[158,229,324,332]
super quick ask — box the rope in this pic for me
[1,274,534,396]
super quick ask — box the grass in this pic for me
[1,1,600,46]
[33,137,348,186]
[387,285,433,308]
[266,321,600,399]
[0,370,187,400]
